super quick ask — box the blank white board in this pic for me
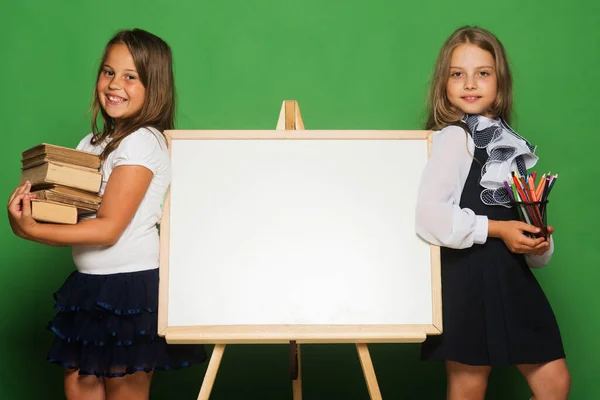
[158,130,441,344]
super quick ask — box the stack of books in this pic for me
[19,143,103,224]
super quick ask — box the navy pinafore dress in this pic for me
[421,134,565,366]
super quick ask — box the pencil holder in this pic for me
[510,200,549,239]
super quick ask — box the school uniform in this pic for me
[47,127,206,377]
[416,115,565,366]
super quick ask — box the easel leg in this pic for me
[197,344,226,400]
[356,343,382,400]
[290,341,302,399]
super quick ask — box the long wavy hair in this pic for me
[425,26,513,131]
[90,29,175,159]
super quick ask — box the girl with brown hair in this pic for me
[416,26,570,400]
[8,29,205,399]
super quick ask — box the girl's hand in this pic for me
[529,226,554,256]
[7,181,37,237]
[489,220,550,254]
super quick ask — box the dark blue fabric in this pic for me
[421,138,565,366]
[47,268,206,377]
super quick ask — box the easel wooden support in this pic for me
[196,100,382,400]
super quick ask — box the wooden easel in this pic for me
[196,100,382,400]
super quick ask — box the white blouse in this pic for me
[415,123,554,269]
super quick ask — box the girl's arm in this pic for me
[7,184,62,246]
[10,221,63,246]
[524,235,554,268]
[416,125,551,256]
[416,126,488,248]
[488,220,550,257]
[8,165,153,246]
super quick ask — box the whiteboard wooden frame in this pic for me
[158,129,441,344]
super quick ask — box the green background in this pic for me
[1,0,598,398]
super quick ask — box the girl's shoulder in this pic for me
[110,127,170,173]
[120,127,167,150]
[429,124,474,158]
[432,124,469,141]
[76,133,101,153]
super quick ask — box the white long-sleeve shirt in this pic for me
[415,125,554,268]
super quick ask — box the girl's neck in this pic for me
[466,113,500,122]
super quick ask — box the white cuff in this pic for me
[474,215,488,244]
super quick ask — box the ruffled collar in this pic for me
[461,114,538,207]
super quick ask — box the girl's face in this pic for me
[96,44,146,124]
[446,44,498,118]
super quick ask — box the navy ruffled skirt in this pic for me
[47,268,206,377]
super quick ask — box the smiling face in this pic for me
[446,43,498,118]
[96,43,146,124]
